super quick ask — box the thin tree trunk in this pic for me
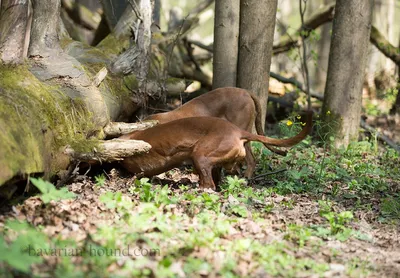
[153,0,161,27]
[212,0,240,88]
[322,0,374,147]
[0,0,29,63]
[389,36,400,115]
[385,0,395,72]
[237,0,278,128]
[314,0,333,93]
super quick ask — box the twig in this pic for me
[269,71,324,100]
[183,38,201,70]
[251,168,287,180]
[186,39,213,52]
[360,119,400,153]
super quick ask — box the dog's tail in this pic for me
[243,111,313,147]
[248,91,287,155]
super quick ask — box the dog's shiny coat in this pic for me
[120,114,312,190]
[145,87,287,178]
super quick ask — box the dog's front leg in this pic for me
[192,156,216,190]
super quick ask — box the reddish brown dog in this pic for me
[120,114,312,190]
[145,87,286,178]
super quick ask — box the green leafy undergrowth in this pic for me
[2,135,398,277]
[0,220,49,274]
[253,135,399,200]
[30,178,76,204]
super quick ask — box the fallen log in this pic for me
[103,120,158,138]
[64,138,151,163]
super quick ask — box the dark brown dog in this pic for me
[120,114,312,190]
[145,87,286,178]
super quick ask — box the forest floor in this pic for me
[0,122,399,277]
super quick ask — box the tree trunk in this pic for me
[28,0,62,57]
[0,0,157,186]
[0,0,30,63]
[313,0,334,93]
[322,0,374,147]
[389,35,400,115]
[237,0,278,128]
[153,0,161,27]
[212,0,240,88]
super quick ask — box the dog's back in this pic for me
[145,87,255,128]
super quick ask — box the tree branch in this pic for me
[360,119,400,153]
[269,71,324,100]
[370,25,400,66]
[272,2,400,68]
[273,3,335,55]
[64,139,152,163]
[103,120,158,138]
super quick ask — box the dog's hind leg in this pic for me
[192,156,216,190]
[244,143,256,178]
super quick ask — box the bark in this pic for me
[110,0,152,96]
[322,0,374,147]
[385,0,395,72]
[212,0,240,88]
[0,0,160,186]
[390,35,400,115]
[153,0,160,26]
[314,19,331,92]
[64,139,151,162]
[104,120,158,138]
[237,0,278,128]
[391,80,400,115]
[0,0,29,63]
[28,0,62,57]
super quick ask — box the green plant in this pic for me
[284,224,312,247]
[94,174,106,187]
[230,205,248,218]
[129,178,177,207]
[191,192,220,213]
[0,220,50,273]
[317,201,354,241]
[380,196,400,220]
[99,191,133,211]
[30,178,76,204]
[130,177,154,202]
[221,176,247,196]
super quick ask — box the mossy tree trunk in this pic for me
[322,0,374,147]
[0,0,157,186]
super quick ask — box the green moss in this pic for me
[97,34,130,57]
[59,36,75,50]
[0,64,101,185]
